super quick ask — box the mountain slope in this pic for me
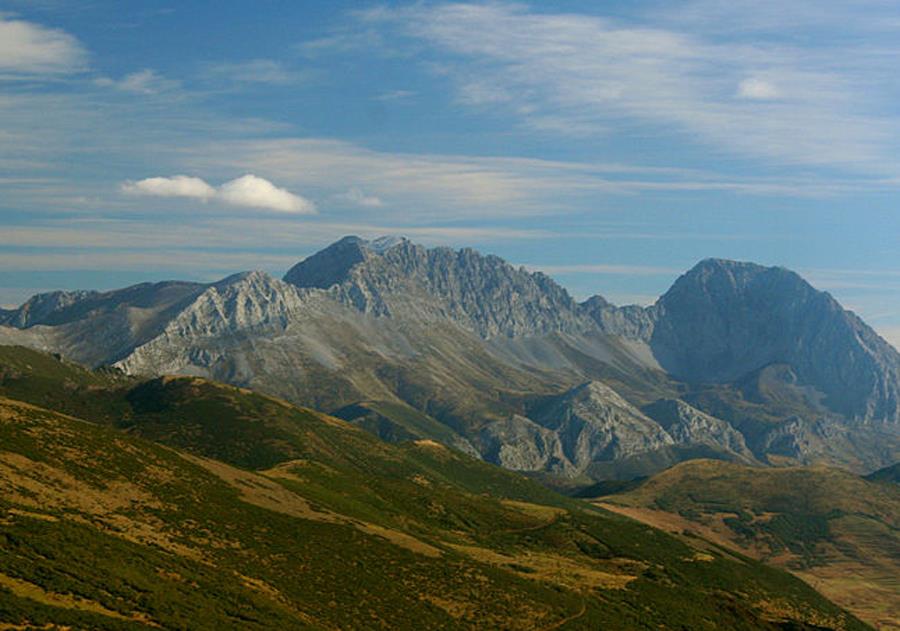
[0,281,206,366]
[478,381,673,477]
[599,460,900,630]
[0,347,872,629]
[641,398,757,463]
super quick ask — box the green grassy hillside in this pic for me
[601,460,900,629]
[0,346,872,629]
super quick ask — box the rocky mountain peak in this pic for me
[173,270,301,334]
[0,282,208,331]
[213,270,277,289]
[641,398,755,461]
[366,235,408,254]
[664,258,813,305]
[1,289,98,328]
[283,236,371,289]
[581,295,611,310]
[284,235,590,338]
[650,259,900,422]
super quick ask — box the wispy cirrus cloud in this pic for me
[179,137,898,220]
[94,69,180,94]
[202,59,305,86]
[122,174,316,214]
[362,3,900,173]
[335,188,384,208]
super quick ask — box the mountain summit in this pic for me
[588,258,900,425]
[285,235,587,338]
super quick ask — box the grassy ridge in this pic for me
[603,459,899,629]
[0,346,872,629]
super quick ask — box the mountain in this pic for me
[641,398,757,463]
[283,235,589,337]
[0,281,206,366]
[597,460,900,630]
[651,260,900,423]
[591,259,900,425]
[1,237,898,480]
[0,346,869,630]
[478,381,673,477]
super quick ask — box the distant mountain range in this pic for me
[2,235,898,481]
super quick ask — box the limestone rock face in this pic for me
[582,295,655,340]
[641,398,755,461]
[1,290,98,328]
[284,236,592,338]
[478,415,570,474]
[0,281,207,365]
[479,382,675,477]
[117,271,306,376]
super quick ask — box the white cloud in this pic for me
[204,59,300,85]
[122,175,214,199]
[296,30,387,57]
[122,174,316,214]
[336,188,384,208]
[217,174,315,213]
[738,78,779,100]
[94,69,180,94]
[0,17,86,74]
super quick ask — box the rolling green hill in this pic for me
[599,460,900,629]
[0,346,872,629]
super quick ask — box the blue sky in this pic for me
[2,1,900,346]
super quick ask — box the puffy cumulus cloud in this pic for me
[217,174,315,213]
[738,78,779,100]
[122,175,215,199]
[0,17,87,74]
[122,174,315,214]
